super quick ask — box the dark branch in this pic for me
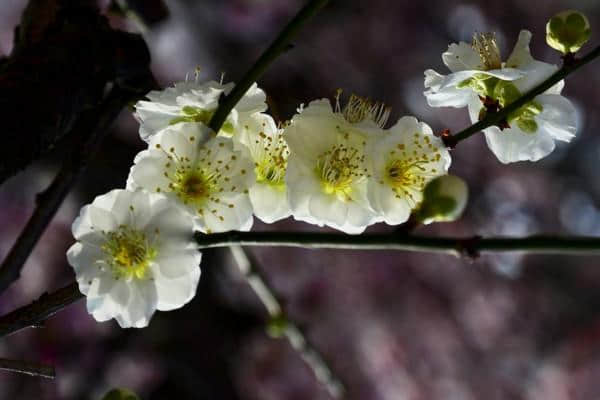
[196,231,600,255]
[0,358,55,379]
[0,282,83,338]
[208,0,329,133]
[3,232,600,341]
[0,86,149,295]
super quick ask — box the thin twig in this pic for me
[229,245,344,398]
[451,44,600,145]
[0,87,144,295]
[208,0,329,133]
[196,231,600,255]
[0,358,55,379]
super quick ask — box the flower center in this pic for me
[472,32,502,70]
[458,76,544,133]
[155,141,245,229]
[256,161,286,188]
[171,166,218,207]
[181,172,210,198]
[253,131,289,189]
[381,133,443,207]
[316,143,365,201]
[102,226,157,280]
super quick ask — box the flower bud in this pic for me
[546,10,591,54]
[416,175,468,224]
[266,315,289,338]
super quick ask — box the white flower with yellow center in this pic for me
[66,189,201,328]
[368,117,451,224]
[236,113,291,223]
[134,79,267,142]
[127,122,255,233]
[425,30,577,163]
[283,96,388,234]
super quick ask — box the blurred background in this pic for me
[1,0,600,398]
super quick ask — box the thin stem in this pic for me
[196,231,600,255]
[229,246,344,398]
[208,0,329,133]
[0,87,142,295]
[452,44,600,145]
[0,358,55,379]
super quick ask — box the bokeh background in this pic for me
[1,0,600,398]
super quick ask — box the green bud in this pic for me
[416,175,468,224]
[546,10,591,54]
[101,388,140,400]
[266,314,289,338]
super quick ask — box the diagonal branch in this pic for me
[208,0,329,133]
[0,282,83,338]
[0,357,55,379]
[0,86,148,296]
[450,44,600,146]
[229,245,344,398]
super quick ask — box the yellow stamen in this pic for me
[316,143,365,201]
[472,32,502,70]
[102,226,157,280]
[382,133,443,208]
[335,91,391,128]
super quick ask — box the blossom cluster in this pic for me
[67,26,580,328]
[425,30,577,163]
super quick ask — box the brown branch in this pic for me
[0,282,83,338]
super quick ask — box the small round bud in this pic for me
[546,10,591,54]
[266,315,289,338]
[416,175,468,225]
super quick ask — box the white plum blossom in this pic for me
[236,113,292,223]
[66,189,201,328]
[127,122,255,233]
[424,30,577,163]
[283,96,390,234]
[134,79,267,141]
[367,117,451,225]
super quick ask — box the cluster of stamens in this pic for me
[316,140,367,201]
[251,125,289,188]
[155,140,246,229]
[335,90,391,128]
[381,132,443,207]
[101,220,157,280]
[472,32,502,70]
